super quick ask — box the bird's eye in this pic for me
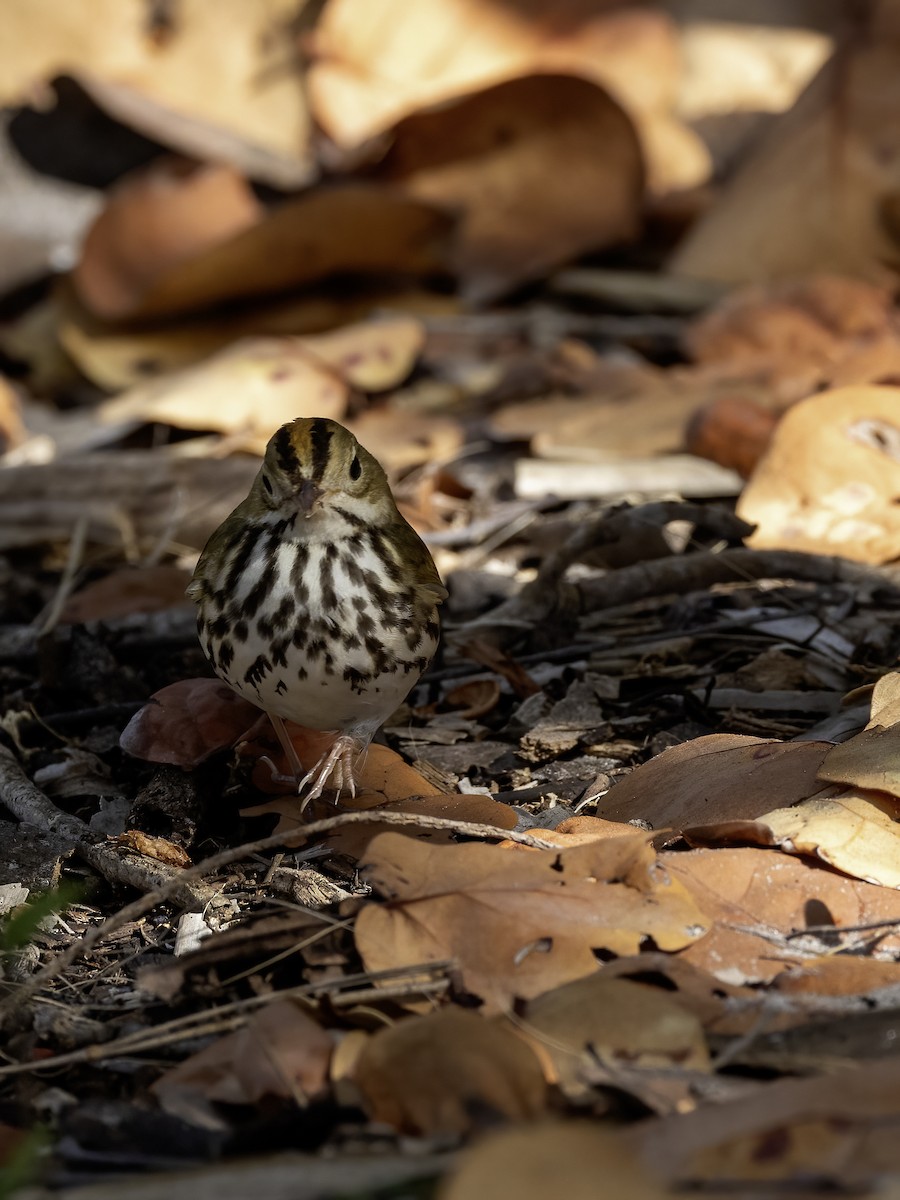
[349,455,362,480]
[262,474,273,495]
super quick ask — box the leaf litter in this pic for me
[2,3,900,1198]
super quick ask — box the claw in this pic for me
[297,734,360,812]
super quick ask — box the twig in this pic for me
[0,963,453,1076]
[465,548,900,635]
[37,514,89,635]
[0,810,557,1025]
[0,743,212,909]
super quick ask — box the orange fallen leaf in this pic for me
[669,846,900,983]
[119,678,258,768]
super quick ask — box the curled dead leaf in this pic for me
[115,831,191,869]
[374,73,643,301]
[119,678,258,769]
[108,184,453,321]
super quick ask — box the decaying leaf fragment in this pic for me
[356,831,708,1012]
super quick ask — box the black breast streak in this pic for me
[241,530,280,619]
[244,655,272,686]
[290,543,310,605]
[223,528,256,597]
[320,558,338,612]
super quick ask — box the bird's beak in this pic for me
[297,479,323,516]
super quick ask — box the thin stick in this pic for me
[0,810,557,1025]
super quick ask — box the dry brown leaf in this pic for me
[356,832,708,1012]
[115,831,191,869]
[345,407,465,474]
[756,791,900,889]
[73,161,263,321]
[297,317,425,392]
[598,735,831,831]
[354,1008,546,1134]
[668,846,900,983]
[871,671,900,726]
[62,294,443,394]
[373,73,642,301]
[513,975,709,1098]
[440,1121,674,1200]
[736,386,900,564]
[119,678,258,769]
[0,377,25,454]
[670,29,900,284]
[443,679,502,720]
[542,815,649,845]
[310,0,678,147]
[772,955,900,999]
[643,1055,900,1191]
[310,0,705,193]
[60,565,192,624]
[241,739,438,804]
[97,337,347,442]
[0,0,311,185]
[818,672,900,797]
[108,184,453,321]
[600,953,756,1037]
[152,999,333,1115]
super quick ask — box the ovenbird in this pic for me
[188,417,446,804]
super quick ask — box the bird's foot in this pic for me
[297,735,359,811]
